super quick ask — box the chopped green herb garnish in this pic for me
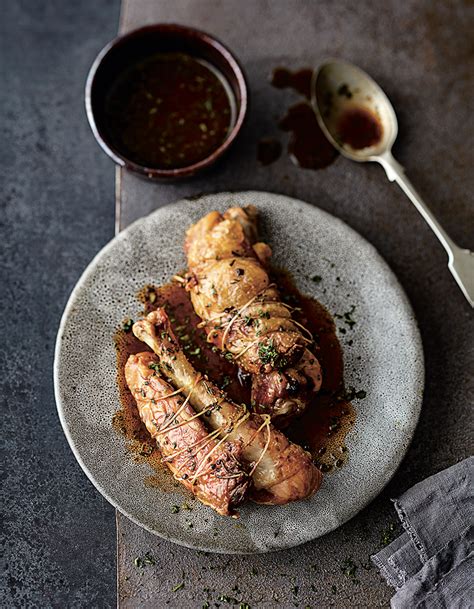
[341,557,360,583]
[134,551,156,568]
[217,595,238,603]
[341,386,366,401]
[258,340,287,369]
[171,505,180,514]
[221,376,231,389]
[139,443,153,457]
[172,582,184,592]
[381,523,396,546]
[122,319,134,332]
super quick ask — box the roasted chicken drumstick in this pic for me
[133,309,322,505]
[125,351,248,516]
[184,206,322,427]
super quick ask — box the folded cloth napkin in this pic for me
[372,457,473,609]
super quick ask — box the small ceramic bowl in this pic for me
[85,24,248,180]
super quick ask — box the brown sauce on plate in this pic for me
[337,105,383,150]
[105,52,234,169]
[274,271,356,471]
[114,273,357,485]
[271,67,338,170]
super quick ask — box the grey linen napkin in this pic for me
[372,457,473,608]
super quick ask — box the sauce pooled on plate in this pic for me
[114,273,357,487]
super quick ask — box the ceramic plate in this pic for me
[54,191,424,553]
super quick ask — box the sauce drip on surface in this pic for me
[105,52,234,169]
[279,103,338,170]
[271,66,338,170]
[271,67,314,100]
[257,137,282,166]
[114,274,356,486]
[337,106,383,149]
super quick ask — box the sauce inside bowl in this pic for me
[104,52,235,169]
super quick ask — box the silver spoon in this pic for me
[312,60,474,308]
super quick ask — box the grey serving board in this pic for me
[115,1,473,607]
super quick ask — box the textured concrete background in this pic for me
[116,1,473,608]
[1,0,472,608]
[1,2,119,607]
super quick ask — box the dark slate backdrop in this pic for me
[1,2,119,607]
[2,1,473,608]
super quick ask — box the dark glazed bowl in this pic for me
[85,24,248,180]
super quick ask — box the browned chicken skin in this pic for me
[125,351,248,516]
[133,309,322,505]
[184,205,322,427]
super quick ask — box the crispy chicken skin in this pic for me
[184,205,322,427]
[133,309,322,505]
[125,351,248,516]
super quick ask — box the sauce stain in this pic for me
[114,274,356,486]
[257,137,282,166]
[271,67,338,170]
[337,105,383,150]
[279,103,338,170]
[271,67,314,100]
[105,52,234,169]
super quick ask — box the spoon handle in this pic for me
[376,151,474,308]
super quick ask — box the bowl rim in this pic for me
[85,23,248,178]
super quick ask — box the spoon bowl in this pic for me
[312,60,397,161]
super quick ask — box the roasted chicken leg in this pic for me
[133,309,322,505]
[125,351,248,516]
[184,206,322,427]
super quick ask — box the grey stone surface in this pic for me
[115,0,473,608]
[1,1,119,608]
[1,0,471,607]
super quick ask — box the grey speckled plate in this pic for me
[54,191,424,554]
